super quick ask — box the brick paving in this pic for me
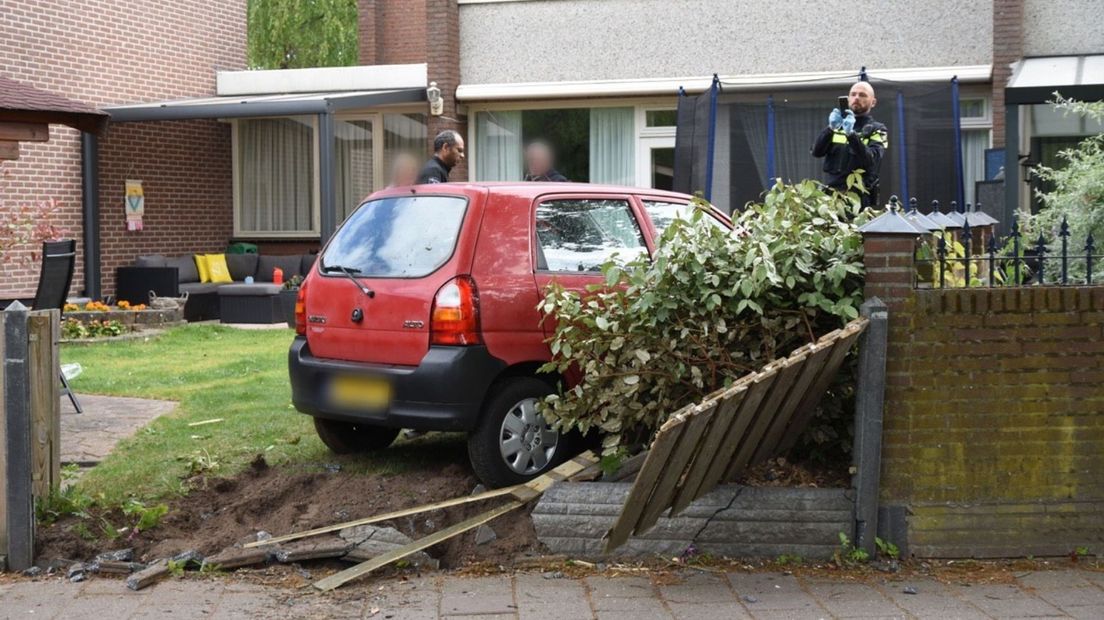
[60,394,177,466]
[2,568,1103,619]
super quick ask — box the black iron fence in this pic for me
[882,196,1101,289]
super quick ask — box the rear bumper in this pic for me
[288,337,506,432]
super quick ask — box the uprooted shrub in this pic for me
[538,180,873,460]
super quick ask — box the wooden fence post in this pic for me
[852,297,888,557]
[28,310,60,497]
[3,301,34,571]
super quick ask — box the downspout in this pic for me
[80,132,101,300]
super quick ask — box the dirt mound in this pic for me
[36,455,541,570]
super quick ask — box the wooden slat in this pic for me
[693,362,784,498]
[633,402,717,534]
[28,312,60,497]
[0,122,49,142]
[313,499,525,591]
[0,141,18,161]
[775,321,867,454]
[751,337,838,463]
[668,384,748,515]
[248,451,597,549]
[724,350,812,480]
[604,406,692,552]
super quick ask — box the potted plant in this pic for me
[280,274,304,328]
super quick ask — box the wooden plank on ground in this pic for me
[604,406,693,552]
[750,336,837,463]
[0,122,49,142]
[0,141,18,161]
[28,312,61,497]
[693,362,784,498]
[724,349,812,480]
[248,452,597,549]
[668,384,748,515]
[313,499,525,591]
[775,320,867,454]
[633,402,718,535]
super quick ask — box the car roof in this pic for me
[369,182,695,202]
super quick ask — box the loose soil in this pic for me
[36,455,539,570]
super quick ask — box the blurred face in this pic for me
[440,135,466,167]
[525,144,552,177]
[849,82,876,115]
[390,155,418,187]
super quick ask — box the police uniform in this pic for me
[417,155,452,184]
[811,114,888,207]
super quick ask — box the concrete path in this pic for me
[61,394,177,466]
[2,568,1103,619]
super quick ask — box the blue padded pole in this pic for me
[705,74,719,202]
[896,89,908,205]
[951,76,965,208]
[766,95,776,185]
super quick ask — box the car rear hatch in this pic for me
[304,191,480,366]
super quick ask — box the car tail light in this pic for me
[430,276,481,346]
[294,278,309,336]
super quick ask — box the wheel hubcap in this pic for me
[499,397,559,475]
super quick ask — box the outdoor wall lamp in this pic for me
[427,82,443,116]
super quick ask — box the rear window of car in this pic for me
[643,200,727,235]
[322,195,467,278]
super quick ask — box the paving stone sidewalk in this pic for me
[60,394,177,466]
[2,568,1102,619]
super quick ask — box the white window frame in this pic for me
[231,115,322,239]
[231,105,426,239]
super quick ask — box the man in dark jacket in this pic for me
[811,81,888,208]
[417,130,465,184]
[523,141,568,182]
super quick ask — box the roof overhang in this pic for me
[1006,55,1104,105]
[103,88,427,123]
[457,64,992,101]
[216,64,428,96]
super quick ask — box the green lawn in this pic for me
[63,324,465,507]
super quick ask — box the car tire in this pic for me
[467,376,574,488]
[313,418,399,454]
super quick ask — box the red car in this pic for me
[289,183,729,487]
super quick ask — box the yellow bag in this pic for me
[194,255,211,283]
[205,254,233,283]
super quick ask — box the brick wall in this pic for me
[0,0,246,299]
[358,0,464,177]
[97,121,235,295]
[865,232,1104,558]
[991,0,1024,149]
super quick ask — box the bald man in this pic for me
[811,81,889,208]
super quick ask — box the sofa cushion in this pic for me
[194,254,211,282]
[257,254,302,282]
[179,282,222,295]
[299,254,317,277]
[226,253,259,281]
[135,254,168,268]
[166,255,200,283]
[217,283,282,297]
[205,254,234,283]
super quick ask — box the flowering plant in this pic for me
[0,199,68,266]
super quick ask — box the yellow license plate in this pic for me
[330,376,392,409]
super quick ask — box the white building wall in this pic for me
[1023,0,1104,57]
[459,0,993,86]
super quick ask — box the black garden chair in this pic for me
[31,239,82,413]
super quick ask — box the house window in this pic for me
[959,97,992,206]
[236,116,317,235]
[474,107,635,185]
[234,112,427,237]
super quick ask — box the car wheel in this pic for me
[313,418,399,454]
[467,376,572,488]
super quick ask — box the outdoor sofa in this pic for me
[116,252,315,322]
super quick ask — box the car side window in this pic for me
[535,199,647,273]
[643,200,727,236]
